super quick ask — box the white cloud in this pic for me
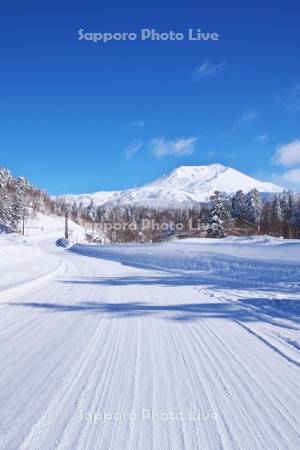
[131,120,144,128]
[273,139,300,167]
[271,139,300,186]
[282,167,300,183]
[149,137,198,158]
[125,140,143,159]
[194,61,227,78]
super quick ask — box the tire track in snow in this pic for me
[167,284,300,449]
[197,320,296,448]
[3,248,299,450]
[55,318,123,450]
[18,313,113,449]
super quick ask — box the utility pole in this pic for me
[65,212,69,240]
[22,212,25,236]
[111,226,115,244]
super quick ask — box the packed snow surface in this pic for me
[0,233,299,449]
[59,164,283,208]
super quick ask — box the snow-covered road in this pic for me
[0,238,300,449]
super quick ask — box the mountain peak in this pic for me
[171,163,227,175]
[175,163,226,170]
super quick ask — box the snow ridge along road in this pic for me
[0,237,299,449]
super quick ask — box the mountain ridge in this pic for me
[60,164,283,208]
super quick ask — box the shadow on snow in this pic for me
[9,298,300,324]
[60,273,300,295]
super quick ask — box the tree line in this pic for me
[65,188,300,242]
[208,189,299,238]
[1,167,299,241]
[0,167,52,231]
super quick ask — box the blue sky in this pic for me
[0,0,300,194]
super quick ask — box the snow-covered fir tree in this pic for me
[0,168,10,225]
[282,191,297,238]
[86,200,96,223]
[231,190,247,219]
[244,189,262,227]
[0,167,54,232]
[271,194,283,234]
[208,190,230,238]
[8,178,27,230]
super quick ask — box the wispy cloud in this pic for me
[125,140,144,159]
[149,136,199,158]
[131,120,144,128]
[225,110,257,135]
[238,110,257,125]
[273,139,300,167]
[256,134,268,142]
[274,83,300,113]
[194,61,227,79]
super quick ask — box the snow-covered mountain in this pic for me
[61,164,283,208]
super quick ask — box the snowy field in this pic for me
[0,230,299,449]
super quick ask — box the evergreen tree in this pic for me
[208,191,230,238]
[0,168,11,224]
[272,195,283,221]
[244,189,262,228]
[9,178,26,231]
[284,191,297,238]
[231,190,246,219]
[86,200,96,222]
[271,194,283,235]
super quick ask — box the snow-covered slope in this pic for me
[61,190,121,207]
[23,211,87,243]
[60,164,283,208]
[0,211,86,296]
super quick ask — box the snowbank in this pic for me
[70,236,300,267]
[0,212,86,295]
[69,237,300,287]
[0,234,61,293]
